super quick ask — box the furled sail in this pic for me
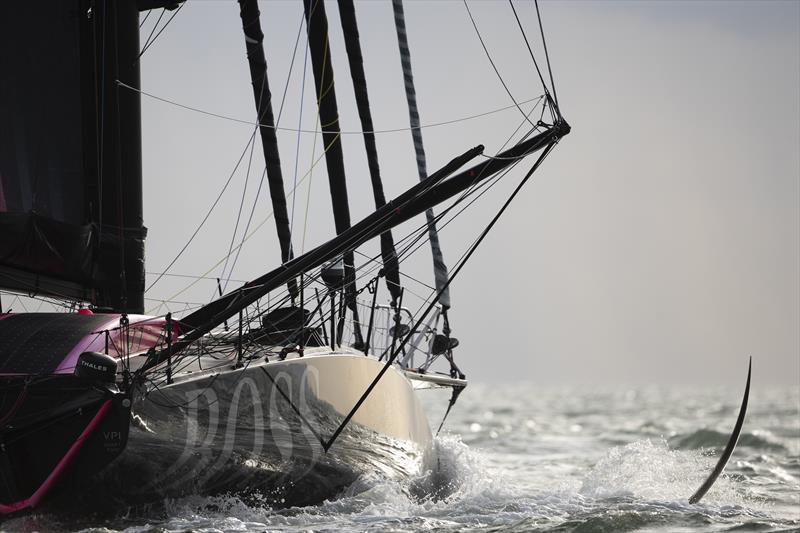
[337,0,402,306]
[302,0,363,345]
[391,0,451,310]
[0,0,152,313]
[238,0,298,300]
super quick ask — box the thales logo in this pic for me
[80,360,108,372]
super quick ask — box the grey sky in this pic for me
[134,0,799,387]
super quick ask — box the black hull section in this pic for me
[2,354,430,514]
[0,377,130,514]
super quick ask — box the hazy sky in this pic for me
[129,0,799,387]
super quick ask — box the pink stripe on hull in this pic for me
[0,399,113,515]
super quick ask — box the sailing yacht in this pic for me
[0,0,569,513]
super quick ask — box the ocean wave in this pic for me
[3,387,798,533]
[670,429,788,452]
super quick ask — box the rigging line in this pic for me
[347,156,522,303]
[139,9,152,28]
[448,144,558,287]
[390,100,538,256]
[224,166,268,292]
[535,0,559,111]
[385,170,511,288]
[218,122,258,297]
[351,253,432,305]
[225,10,306,291]
[318,93,536,290]
[463,0,537,128]
[275,11,307,128]
[259,367,328,448]
[325,144,557,451]
[145,128,259,294]
[385,120,538,276]
[508,0,549,97]
[291,133,520,298]
[209,190,406,320]
[478,151,542,161]
[117,81,543,135]
[146,130,342,313]
[394,163,517,266]
[218,29,273,299]
[140,8,165,58]
[301,115,321,255]
[145,271,247,283]
[143,296,204,306]
[291,9,311,245]
[136,1,186,61]
[354,251,435,291]
[157,122,520,318]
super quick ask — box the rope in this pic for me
[508,0,549,98]
[218,120,258,296]
[535,0,560,111]
[136,2,185,61]
[145,128,259,294]
[140,9,165,56]
[291,13,311,242]
[463,0,537,129]
[145,130,342,314]
[117,81,542,135]
[139,9,152,29]
[392,0,451,310]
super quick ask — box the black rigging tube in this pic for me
[238,0,298,301]
[689,357,752,504]
[322,140,561,451]
[101,0,146,313]
[141,122,567,374]
[303,0,363,345]
[337,0,402,305]
[393,0,452,311]
[437,385,465,435]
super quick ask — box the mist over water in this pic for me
[3,383,798,532]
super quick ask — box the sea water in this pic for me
[2,383,798,532]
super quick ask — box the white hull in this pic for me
[87,350,434,506]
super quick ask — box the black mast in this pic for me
[337,0,402,306]
[100,0,146,313]
[303,0,363,345]
[238,0,298,300]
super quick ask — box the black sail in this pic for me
[0,0,147,313]
[302,0,363,344]
[337,0,402,305]
[238,0,298,299]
